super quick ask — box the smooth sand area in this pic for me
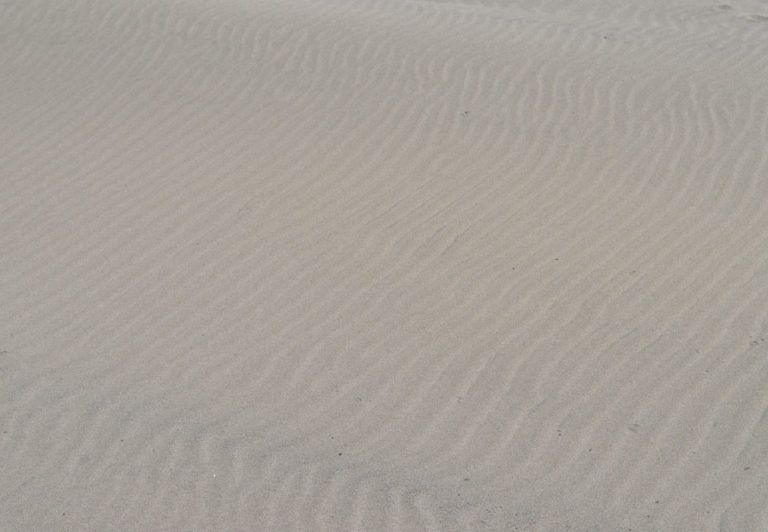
[2,0,768,529]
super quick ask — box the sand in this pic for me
[2,0,768,529]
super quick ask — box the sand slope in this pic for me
[2,0,768,529]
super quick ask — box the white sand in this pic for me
[2,0,768,529]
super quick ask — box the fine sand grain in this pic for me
[2,0,768,529]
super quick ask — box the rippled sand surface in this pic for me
[2,0,768,529]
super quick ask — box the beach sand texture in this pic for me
[2,0,768,529]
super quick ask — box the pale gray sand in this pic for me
[2,0,768,529]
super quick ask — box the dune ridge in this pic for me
[2,0,768,529]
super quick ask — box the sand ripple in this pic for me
[2,0,768,529]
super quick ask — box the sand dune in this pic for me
[2,0,768,529]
